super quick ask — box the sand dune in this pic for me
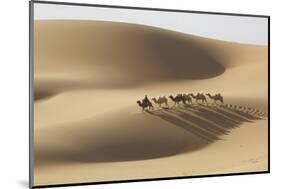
[34,20,226,98]
[34,20,267,100]
[33,20,268,186]
[35,104,265,165]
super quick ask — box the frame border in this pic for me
[29,0,270,188]
[29,1,34,189]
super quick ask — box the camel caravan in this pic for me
[136,93,267,118]
[137,93,222,110]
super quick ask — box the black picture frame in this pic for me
[29,1,270,188]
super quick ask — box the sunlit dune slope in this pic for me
[34,20,226,97]
[34,20,267,101]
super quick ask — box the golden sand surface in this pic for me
[33,20,268,186]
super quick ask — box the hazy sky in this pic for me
[34,3,268,45]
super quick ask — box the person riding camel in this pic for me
[143,95,150,104]
[142,95,153,109]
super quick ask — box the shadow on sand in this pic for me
[35,104,266,165]
[147,104,265,143]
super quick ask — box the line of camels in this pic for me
[136,93,267,117]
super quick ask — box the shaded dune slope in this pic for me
[34,20,225,100]
[35,104,265,167]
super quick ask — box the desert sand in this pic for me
[33,20,268,186]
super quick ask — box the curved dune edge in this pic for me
[34,20,229,100]
[34,20,267,101]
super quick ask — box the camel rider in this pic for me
[143,95,150,105]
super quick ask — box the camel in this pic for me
[206,93,224,104]
[152,96,168,107]
[136,100,154,111]
[251,109,258,114]
[224,104,229,108]
[257,111,266,117]
[237,105,245,112]
[169,94,184,105]
[183,94,192,104]
[241,106,247,112]
[177,94,187,104]
[189,93,207,104]
[142,95,151,105]
[248,108,256,114]
[137,95,154,111]
[225,104,234,109]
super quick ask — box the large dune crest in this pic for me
[34,20,268,101]
[34,20,227,99]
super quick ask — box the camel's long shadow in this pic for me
[147,104,264,143]
[35,103,266,165]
